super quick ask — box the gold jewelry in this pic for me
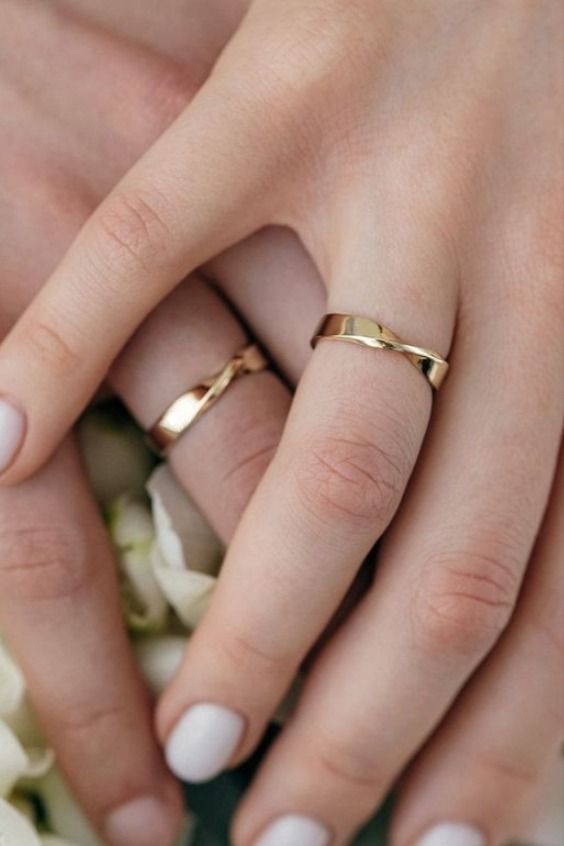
[148,343,268,453]
[311,313,449,390]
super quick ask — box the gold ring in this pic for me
[311,313,449,390]
[147,343,268,453]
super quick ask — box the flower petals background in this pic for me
[0,401,561,846]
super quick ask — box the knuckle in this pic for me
[0,524,94,603]
[477,752,539,793]
[415,544,521,659]
[142,62,194,134]
[291,429,408,534]
[57,700,125,741]
[54,700,135,766]
[311,732,383,800]
[233,3,373,151]
[21,315,82,374]
[95,189,173,274]
[221,439,279,507]
[218,625,292,680]
[284,3,369,83]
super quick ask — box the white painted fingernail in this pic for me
[165,703,244,783]
[0,398,25,475]
[417,822,485,846]
[105,796,177,846]
[255,815,331,846]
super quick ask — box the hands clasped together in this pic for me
[0,1,562,845]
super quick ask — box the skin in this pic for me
[0,1,562,845]
[0,1,322,842]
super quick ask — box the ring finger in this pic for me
[155,214,457,786]
[109,272,296,543]
[231,264,562,845]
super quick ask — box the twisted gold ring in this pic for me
[148,343,268,454]
[311,314,449,390]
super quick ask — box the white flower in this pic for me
[134,636,188,697]
[2,405,562,846]
[147,465,222,630]
[0,409,216,845]
[107,494,169,633]
[0,798,42,846]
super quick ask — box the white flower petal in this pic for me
[2,699,43,750]
[8,795,37,825]
[107,496,154,550]
[0,720,54,800]
[152,547,216,629]
[107,497,168,632]
[120,547,169,633]
[18,747,56,783]
[0,799,41,846]
[0,640,42,747]
[0,640,25,718]
[148,466,222,575]
[0,721,28,797]
[37,770,103,846]
[134,636,188,696]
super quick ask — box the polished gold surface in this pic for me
[312,313,449,390]
[148,343,268,453]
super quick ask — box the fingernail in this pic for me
[0,398,25,475]
[105,795,177,846]
[255,815,331,846]
[416,822,485,846]
[165,703,244,783]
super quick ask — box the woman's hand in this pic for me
[1,1,562,844]
[0,3,326,844]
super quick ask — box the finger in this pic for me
[0,438,182,846]
[111,265,373,650]
[109,275,291,541]
[0,5,302,484]
[391,448,563,846]
[2,0,197,193]
[231,276,563,845]
[157,232,455,784]
[205,226,326,384]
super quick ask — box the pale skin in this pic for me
[0,2,562,846]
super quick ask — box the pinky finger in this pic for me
[391,448,564,846]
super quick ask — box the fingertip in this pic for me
[164,702,245,783]
[0,396,27,482]
[104,791,184,846]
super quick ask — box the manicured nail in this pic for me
[105,796,177,846]
[0,398,25,475]
[417,822,485,846]
[165,703,244,783]
[255,815,331,846]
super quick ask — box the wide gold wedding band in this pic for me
[148,343,268,454]
[312,313,449,390]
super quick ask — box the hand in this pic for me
[1,1,562,845]
[0,2,326,843]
